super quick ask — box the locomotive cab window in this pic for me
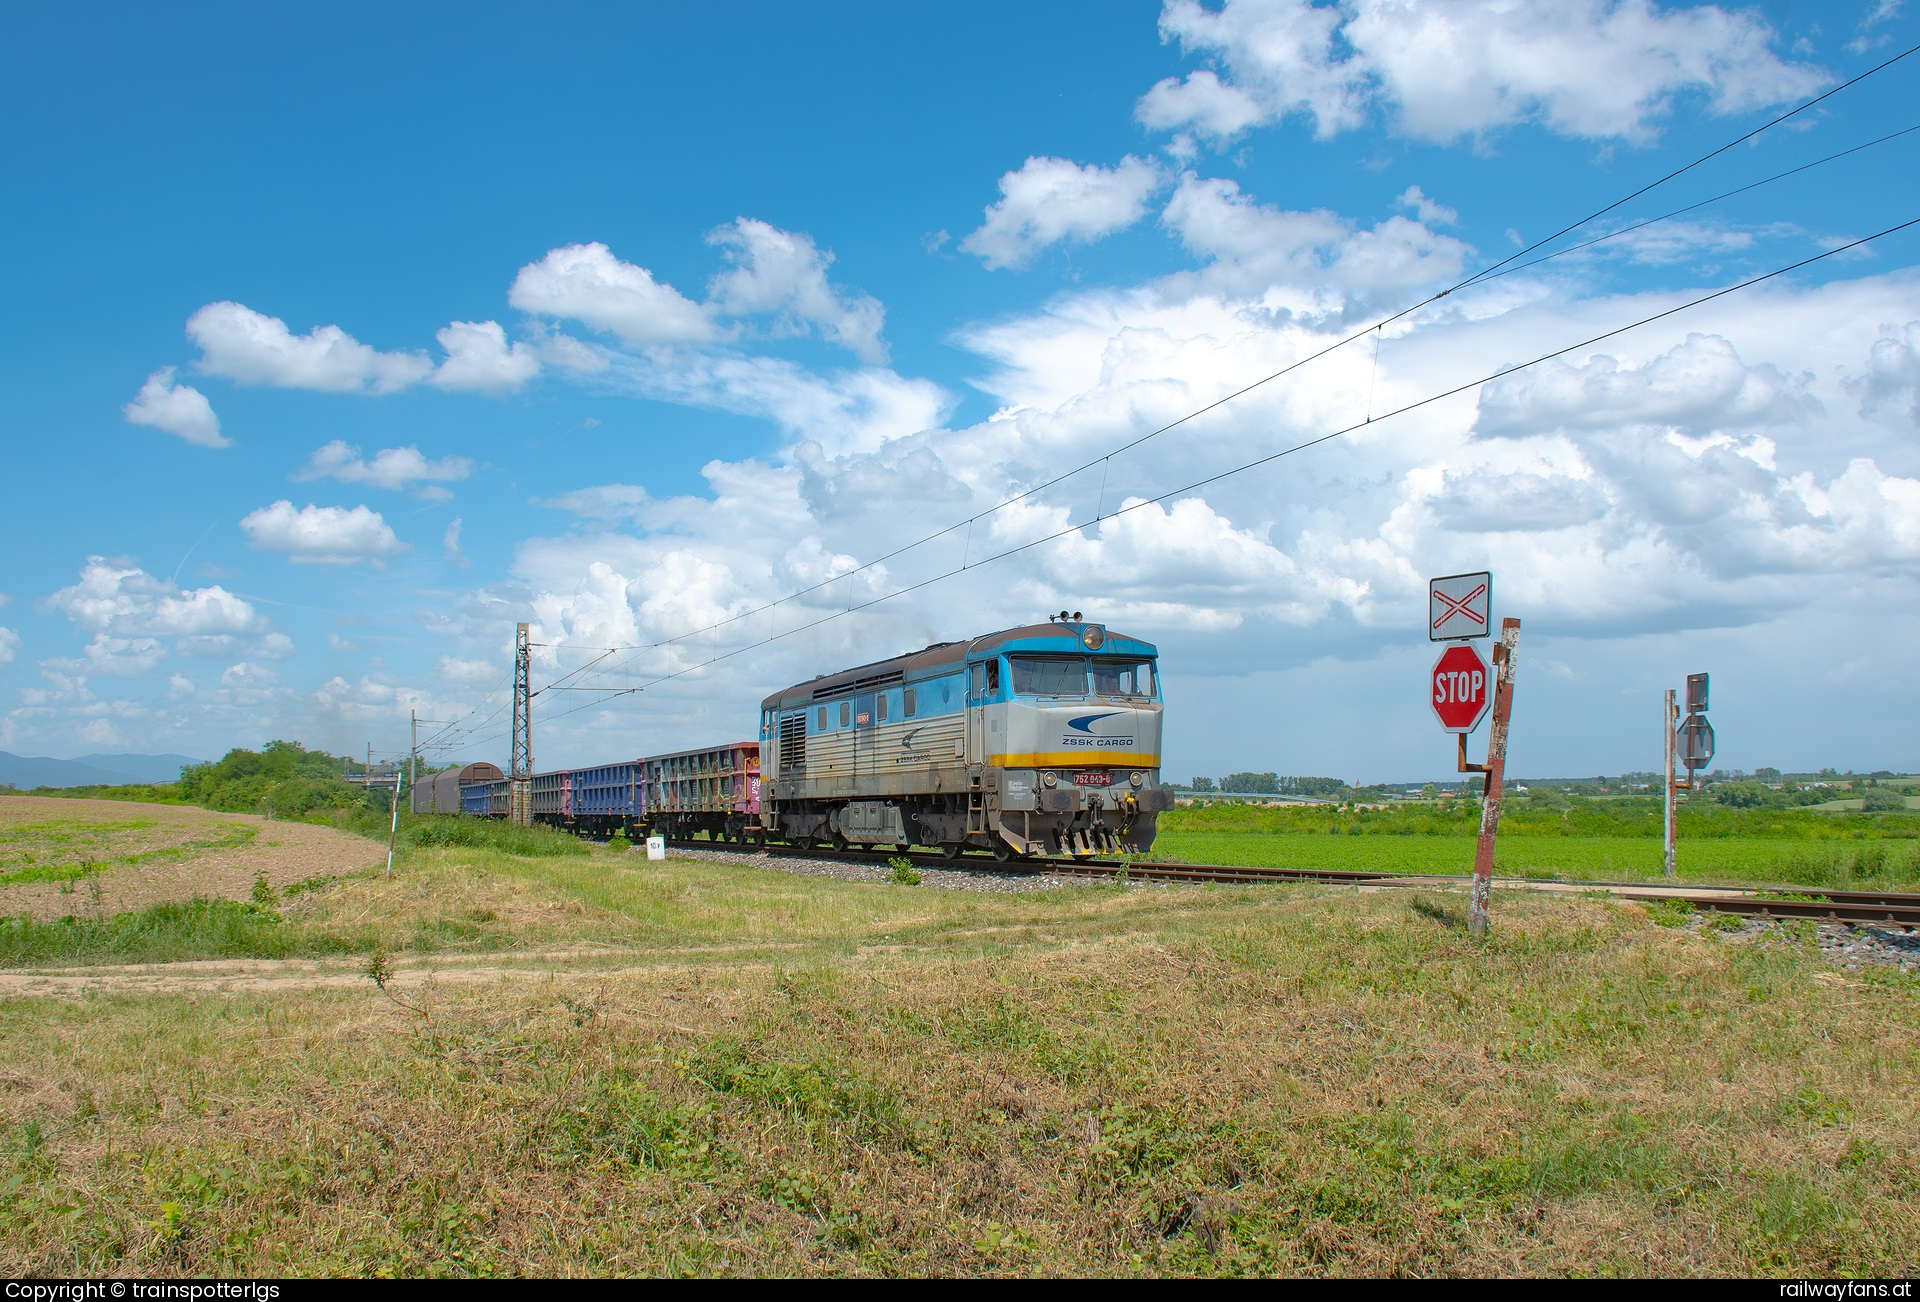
[840,701,851,727]
[970,664,984,696]
[1011,655,1089,696]
[904,687,917,718]
[1093,659,1156,698]
[878,693,889,722]
[816,706,827,730]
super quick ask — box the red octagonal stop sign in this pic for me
[1431,643,1492,733]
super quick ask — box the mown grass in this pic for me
[1,851,1917,1276]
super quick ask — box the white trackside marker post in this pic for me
[388,770,403,880]
[1468,618,1521,938]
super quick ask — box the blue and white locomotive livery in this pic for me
[758,617,1173,859]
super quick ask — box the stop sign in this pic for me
[1431,643,1492,733]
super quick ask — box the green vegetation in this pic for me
[1163,794,1920,840]
[399,815,588,858]
[178,741,382,817]
[1155,798,1920,888]
[21,783,192,805]
[0,850,1914,1275]
[32,741,394,819]
[0,896,379,967]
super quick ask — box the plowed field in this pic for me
[0,794,386,921]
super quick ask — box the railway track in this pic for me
[663,834,1920,927]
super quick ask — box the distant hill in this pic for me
[70,752,202,784]
[0,751,203,789]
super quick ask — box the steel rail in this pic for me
[658,833,1920,923]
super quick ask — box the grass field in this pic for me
[1151,801,1920,890]
[4,843,1918,1276]
[1151,830,1920,887]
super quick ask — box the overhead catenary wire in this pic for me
[1467,119,1920,287]
[454,213,1918,745]
[538,41,1920,695]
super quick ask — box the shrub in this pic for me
[405,816,588,858]
[886,857,921,886]
[1863,786,1907,813]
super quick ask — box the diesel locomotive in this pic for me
[758,616,1171,858]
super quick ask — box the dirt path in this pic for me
[0,947,624,998]
[0,940,831,999]
[0,794,387,921]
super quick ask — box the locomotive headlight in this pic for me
[1042,771,1058,788]
[1080,625,1105,650]
[1129,772,1143,787]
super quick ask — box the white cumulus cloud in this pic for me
[296,441,474,494]
[1852,320,1920,428]
[1474,332,1816,438]
[1139,0,1828,146]
[49,559,264,640]
[706,219,888,363]
[44,559,285,675]
[186,301,434,393]
[0,627,19,667]
[960,156,1164,270]
[430,320,542,393]
[1161,174,1470,309]
[240,501,410,566]
[122,367,227,447]
[508,243,716,345]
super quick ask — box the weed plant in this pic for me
[0,897,378,966]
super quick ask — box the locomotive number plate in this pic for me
[1072,772,1113,786]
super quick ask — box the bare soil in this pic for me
[0,794,386,921]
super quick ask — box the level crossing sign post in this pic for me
[1663,672,1712,880]
[1427,571,1518,938]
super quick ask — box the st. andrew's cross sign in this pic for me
[1429,571,1492,641]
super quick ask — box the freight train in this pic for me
[419,616,1172,859]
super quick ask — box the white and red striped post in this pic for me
[1468,618,1521,937]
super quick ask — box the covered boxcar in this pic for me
[412,761,504,816]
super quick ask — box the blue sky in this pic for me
[3,0,1918,781]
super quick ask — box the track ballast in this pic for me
[658,834,1920,926]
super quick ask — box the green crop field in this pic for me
[1151,800,1920,890]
